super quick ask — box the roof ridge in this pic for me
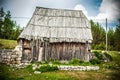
[36,6,82,12]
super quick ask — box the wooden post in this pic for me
[46,40,48,61]
[68,39,70,60]
[63,42,65,60]
[79,42,81,59]
[21,39,24,62]
[106,18,108,52]
[36,37,39,61]
[84,41,89,62]
[38,39,43,61]
[43,39,45,61]
[31,37,35,61]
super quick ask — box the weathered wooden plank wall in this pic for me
[42,42,88,61]
[21,39,91,62]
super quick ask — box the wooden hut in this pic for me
[18,7,93,62]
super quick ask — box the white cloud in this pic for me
[74,4,88,17]
[2,0,79,27]
[97,0,119,20]
[89,0,120,22]
[74,4,106,23]
[74,0,120,28]
[3,0,119,27]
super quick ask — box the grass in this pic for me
[0,39,17,49]
[0,63,119,80]
[0,51,120,80]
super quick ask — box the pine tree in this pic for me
[107,28,114,50]
[3,11,15,39]
[114,19,120,51]
[0,7,5,38]
[90,20,105,44]
[0,8,23,40]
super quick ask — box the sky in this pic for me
[0,0,120,29]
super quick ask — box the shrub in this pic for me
[53,60,61,64]
[98,43,106,50]
[89,59,101,65]
[69,58,84,65]
[103,52,112,61]
[108,46,114,51]
[26,65,33,72]
[93,51,103,60]
[92,43,105,50]
[36,65,58,72]
[41,60,49,64]
[105,64,119,70]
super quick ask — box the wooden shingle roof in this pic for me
[19,7,93,43]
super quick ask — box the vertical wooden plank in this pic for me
[72,43,75,59]
[69,42,72,60]
[59,43,62,60]
[21,39,24,62]
[35,39,38,61]
[54,43,56,60]
[44,40,47,61]
[78,43,81,59]
[49,43,52,60]
[43,40,45,61]
[67,43,69,60]
[37,39,39,61]
[38,39,42,61]
[79,43,82,59]
[66,43,68,60]
[77,42,79,59]
[57,43,59,60]
[51,43,53,60]
[33,40,36,61]
[31,38,34,61]
[44,41,46,61]
[63,42,65,60]
[53,43,55,60]
[46,41,49,61]
[84,41,89,62]
[36,38,39,61]
[48,41,50,60]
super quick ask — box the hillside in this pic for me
[0,39,17,49]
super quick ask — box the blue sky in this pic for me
[0,0,120,29]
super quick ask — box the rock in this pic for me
[14,45,22,51]
[86,66,92,71]
[58,66,100,71]
[7,56,11,59]
[16,58,21,61]
[6,59,10,62]
[24,63,30,66]
[34,71,41,74]
[49,62,53,66]
[18,54,22,57]
[94,66,99,70]
[102,51,105,53]
[2,55,7,58]
[32,64,38,70]
[16,60,21,64]
[11,55,17,58]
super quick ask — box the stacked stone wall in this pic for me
[0,45,22,65]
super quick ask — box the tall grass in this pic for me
[0,39,17,49]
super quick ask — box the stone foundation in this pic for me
[0,45,22,65]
